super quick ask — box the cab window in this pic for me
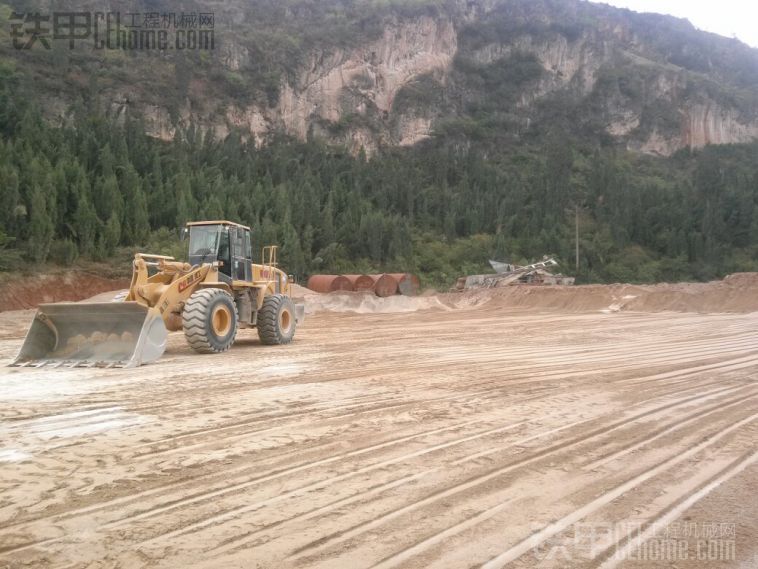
[218,228,231,277]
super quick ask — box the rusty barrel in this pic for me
[307,275,353,293]
[387,273,420,296]
[342,274,374,293]
[370,274,398,298]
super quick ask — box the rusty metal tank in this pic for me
[370,274,399,298]
[307,275,353,293]
[342,274,374,293]
[387,273,420,296]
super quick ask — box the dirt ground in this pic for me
[0,272,130,312]
[1,280,757,568]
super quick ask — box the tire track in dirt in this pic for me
[131,318,758,414]
[595,450,758,568]
[477,413,758,569]
[583,391,758,470]
[3,310,757,567]
[126,338,758,462]
[153,393,720,556]
[135,420,534,541]
[346,410,757,569]
[287,388,755,562]
[0,416,492,530]
[115,382,748,536]
[0,379,737,554]
[1,340,756,544]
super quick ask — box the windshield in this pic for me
[189,225,221,257]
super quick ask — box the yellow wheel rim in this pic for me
[211,305,232,337]
[279,308,292,334]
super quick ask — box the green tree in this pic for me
[131,188,150,244]
[28,186,54,262]
[175,173,196,227]
[103,212,122,254]
[74,190,98,257]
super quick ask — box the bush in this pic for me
[49,239,79,266]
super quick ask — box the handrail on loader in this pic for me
[262,245,278,268]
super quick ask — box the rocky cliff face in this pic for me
[274,15,457,153]
[126,14,456,154]
[100,0,758,156]
[681,103,758,149]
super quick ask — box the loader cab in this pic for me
[186,221,253,282]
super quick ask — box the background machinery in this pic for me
[12,221,304,368]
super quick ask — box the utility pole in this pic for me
[575,203,580,272]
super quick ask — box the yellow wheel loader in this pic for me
[11,221,304,368]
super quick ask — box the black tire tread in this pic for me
[257,294,295,345]
[182,289,238,353]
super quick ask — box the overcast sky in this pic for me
[595,1,758,48]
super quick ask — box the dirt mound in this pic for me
[722,272,758,286]
[302,291,450,314]
[0,272,130,312]
[8,271,756,315]
[290,283,313,299]
[450,272,758,314]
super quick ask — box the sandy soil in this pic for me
[1,284,757,568]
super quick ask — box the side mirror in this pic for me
[180,227,189,241]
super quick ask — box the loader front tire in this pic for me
[257,294,296,345]
[183,289,239,354]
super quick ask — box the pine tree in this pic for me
[93,174,122,222]
[103,212,121,254]
[74,188,98,257]
[175,173,196,227]
[0,164,19,234]
[131,187,150,245]
[204,195,225,220]
[318,192,336,250]
[280,220,306,276]
[28,185,54,262]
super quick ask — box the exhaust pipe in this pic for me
[10,302,167,368]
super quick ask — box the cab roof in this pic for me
[186,220,251,231]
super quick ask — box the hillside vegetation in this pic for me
[0,0,757,287]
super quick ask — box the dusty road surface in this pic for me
[1,287,757,568]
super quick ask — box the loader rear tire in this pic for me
[183,289,239,354]
[257,294,296,345]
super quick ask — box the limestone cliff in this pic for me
[37,0,758,156]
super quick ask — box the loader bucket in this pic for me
[10,302,167,369]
